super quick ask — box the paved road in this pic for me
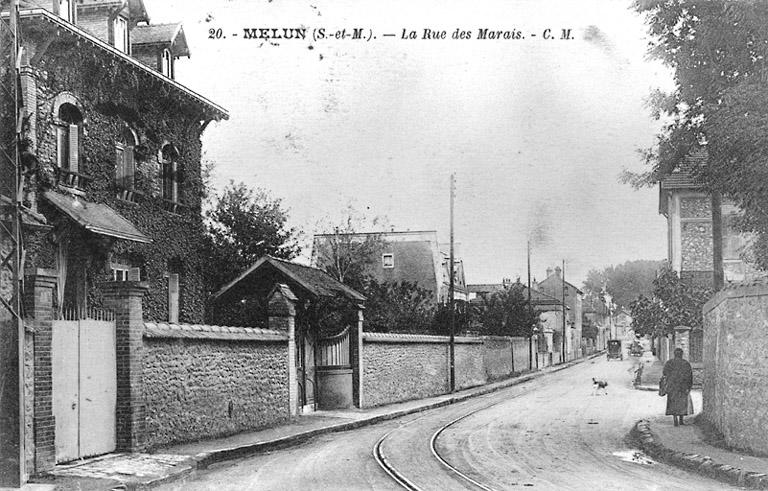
[160,356,734,490]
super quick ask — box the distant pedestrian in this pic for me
[662,348,693,426]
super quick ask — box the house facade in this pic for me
[311,230,468,305]
[535,266,583,361]
[14,0,227,322]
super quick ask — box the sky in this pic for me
[145,0,674,286]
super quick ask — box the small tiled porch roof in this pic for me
[213,256,366,304]
[131,23,189,57]
[43,190,150,243]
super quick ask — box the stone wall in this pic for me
[702,283,768,456]
[142,323,289,449]
[362,333,539,408]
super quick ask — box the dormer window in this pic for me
[56,103,83,173]
[113,16,129,53]
[161,49,173,78]
[58,0,75,23]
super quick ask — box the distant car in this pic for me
[607,339,623,360]
[630,342,644,357]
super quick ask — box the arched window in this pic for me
[159,143,180,203]
[161,49,173,78]
[56,102,83,173]
[116,127,137,190]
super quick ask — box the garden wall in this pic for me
[361,333,537,408]
[142,323,290,448]
[702,283,768,456]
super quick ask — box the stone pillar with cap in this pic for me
[268,284,298,416]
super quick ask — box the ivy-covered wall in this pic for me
[21,26,222,323]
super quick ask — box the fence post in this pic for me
[23,269,57,473]
[102,280,148,451]
[268,284,298,417]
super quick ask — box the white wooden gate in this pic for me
[52,308,116,463]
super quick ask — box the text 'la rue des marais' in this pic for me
[209,27,575,41]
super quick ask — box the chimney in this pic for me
[546,267,553,278]
[502,277,511,288]
[554,266,562,278]
[532,277,539,291]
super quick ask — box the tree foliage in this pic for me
[582,259,665,310]
[476,284,539,337]
[629,264,712,337]
[363,279,436,333]
[632,1,768,268]
[204,181,300,293]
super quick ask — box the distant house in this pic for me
[535,266,583,360]
[311,230,468,305]
[659,150,755,286]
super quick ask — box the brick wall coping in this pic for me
[702,282,768,315]
[144,322,288,342]
[362,332,483,344]
[480,335,530,342]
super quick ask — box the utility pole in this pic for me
[561,259,566,364]
[0,0,25,484]
[449,173,455,392]
[527,240,532,371]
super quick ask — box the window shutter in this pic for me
[126,146,134,189]
[171,162,178,203]
[68,124,79,173]
[57,126,67,167]
[128,267,141,281]
[115,145,124,185]
[168,273,179,323]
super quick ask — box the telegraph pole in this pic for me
[449,173,455,392]
[527,240,532,370]
[561,259,566,363]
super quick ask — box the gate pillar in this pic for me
[352,307,364,408]
[24,269,57,474]
[268,284,298,417]
[103,281,148,451]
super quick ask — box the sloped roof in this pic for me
[78,0,149,23]
[131,23,189,57]
[467,282,566,307]
[213,256,366,303]
[43,190,150,243]
[659,150,707,190]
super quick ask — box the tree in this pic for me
[582,259,664,310]
[312,206,386,291]
[629,264,712,338]
[204,181,300,293]
[363,279,436,333]
[476,284,538,337]
[629,1,768,268]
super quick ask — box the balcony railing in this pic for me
[116,187,145,204]
[56,168,92,191]
[161,198,187,215]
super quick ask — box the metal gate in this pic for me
[52,308,116,463]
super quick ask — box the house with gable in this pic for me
[535,266,583,361]
[1,0,227,477]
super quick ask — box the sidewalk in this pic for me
[630,358,768,489]
[34,352,603,490]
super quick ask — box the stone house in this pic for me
[311,230,469,305]
[1,0,227,478]
[535,266,583,361]
[659,150,755,287]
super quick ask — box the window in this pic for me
[113,16,129,53]
[160,143,180,203]
[56,103,83,173]
[167,272,180,323]
[382,253,394,268]
[116,127,137,190]
[161,49,173,78]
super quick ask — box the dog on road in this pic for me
[592,377,608,396]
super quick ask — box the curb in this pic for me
[630,419,768,490]
[190,350,607,471]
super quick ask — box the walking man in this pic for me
[663,348,693,426]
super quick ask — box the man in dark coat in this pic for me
[663,348,693,426]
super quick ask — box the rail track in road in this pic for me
[373,394,511,491]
